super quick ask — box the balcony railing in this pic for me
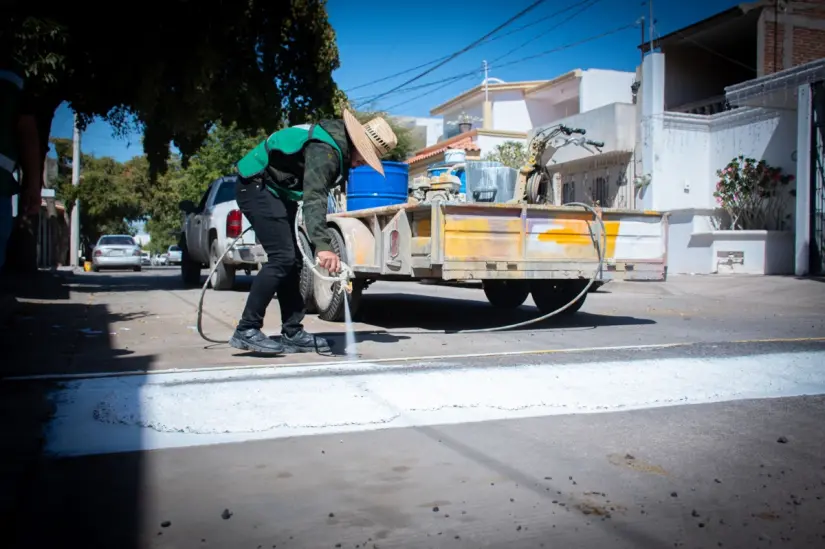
[669,95,738,116]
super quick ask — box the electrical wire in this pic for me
[377,22,637,113]
[489,0,603,66]
[346,0,600,95]
[363,0,550,105]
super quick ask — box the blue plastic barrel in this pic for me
[346,161,409,211]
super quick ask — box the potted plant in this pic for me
[447,111,483,134]
[708,155,796,274]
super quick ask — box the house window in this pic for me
[592,177,607,206]
[562,180,576,204]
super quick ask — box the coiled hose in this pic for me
[196,202,605,342]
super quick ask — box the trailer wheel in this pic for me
[482,280,530,309]
[313,227,363,322]
[298,231,317,314]
[530,280,588,315]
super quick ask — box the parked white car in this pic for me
[92,235,142,272]
[166,245,183,266]
[178,175,265,290]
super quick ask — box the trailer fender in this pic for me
[326,217,377,269]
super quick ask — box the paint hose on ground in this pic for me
[196,213,353,344]
[197,202,605,342]
[453,202,606,334]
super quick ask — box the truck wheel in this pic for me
[297,231,317,314]
[313,227,362,322]
[209,239,236,291]
[482,280,530,308]
[530,280,588,316]
[180,238,201,287]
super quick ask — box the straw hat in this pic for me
[342,109,398,176]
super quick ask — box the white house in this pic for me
[634,1,825,276]
[406,69,636,178]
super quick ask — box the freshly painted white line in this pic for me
[44,350,825,457]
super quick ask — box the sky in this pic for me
[48,0,743,163]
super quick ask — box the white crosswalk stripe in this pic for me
[44,349,825,457]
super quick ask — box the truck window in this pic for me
[196,185,212,212]
[214,179,237,205]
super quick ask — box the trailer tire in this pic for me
[298,230,317,314]
[530,280,587,315]
[313,227,363,322]
[482,280,530,309]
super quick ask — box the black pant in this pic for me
[236,177,305,335]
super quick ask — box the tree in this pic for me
[3,0,342,271]
[141,123,267,251]
[484,141,528,170]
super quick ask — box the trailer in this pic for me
[299,124,668,322]
[300,201,667,322]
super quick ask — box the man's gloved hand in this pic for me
[317,250,341,274]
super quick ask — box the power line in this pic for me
[494,22,638,71]
[380,22,637,113]
[363,0,549,105]
[490,0,602,66]
[352,0,607,107]
[381,71,484,114]
[344,0,600,94]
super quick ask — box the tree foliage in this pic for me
[5,1,342,179]
[484,141,528,170]
[50,138,144,254]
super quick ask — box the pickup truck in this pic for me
[178,175,266,290]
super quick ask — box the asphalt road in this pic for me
[3,269,825,548]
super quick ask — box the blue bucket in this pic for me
[346,161,409,211]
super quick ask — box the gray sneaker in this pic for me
[229,328,285,355]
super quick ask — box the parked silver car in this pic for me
[92,235,142,272]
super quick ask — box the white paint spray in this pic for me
[343,295,357,357]
[44,350,825,457]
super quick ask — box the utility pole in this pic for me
[640,16,645,63]
[482,60,492,130]
[648,0,655,52]
[69,113,81,267]
[483,60,489,102]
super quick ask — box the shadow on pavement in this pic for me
[68,269,257,295]
[355,292,655,332]
[0,272,151,549]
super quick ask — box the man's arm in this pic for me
[302,141,340,254]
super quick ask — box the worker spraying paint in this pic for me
[224,110,398,355]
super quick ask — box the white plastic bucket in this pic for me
[444,149,466,164]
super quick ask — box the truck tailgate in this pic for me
[239,210,257,245]
[437,204,667,281]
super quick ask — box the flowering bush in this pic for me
[713,155,796,230]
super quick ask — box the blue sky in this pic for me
[49,0,741,162]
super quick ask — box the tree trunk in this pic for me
[3,100,59,275]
